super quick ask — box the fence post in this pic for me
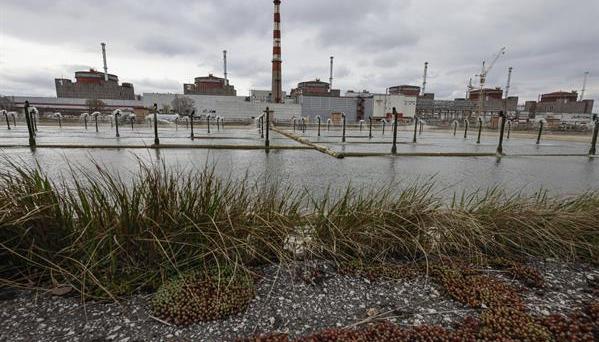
[589,119,598,155]
[369,116,373,139]
[24,101,36,147]
[207,115,211,134]
[190,110,195,141]
[507,121,512,139]
[342,113,346,143]
[3,111,11,130]
[419,120,423,135]
[477,117,483,144]
[317,116,321,137]
[463,119,469,139]
[453,120,458,136]
[265,107,270,149]
[413,117,418,143]
[153,104,160,145]
[392,108,399,154]
[536,121,544,145]
[115,111,121,138]
[496,111,507,155]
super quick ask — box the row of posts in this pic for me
[14,102,599,155]
[290,108,598,156]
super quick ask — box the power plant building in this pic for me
[299,96,365,123]
[389,85,420,96]
[416,88,519,120]
[290,79,340,97]
[524,91,594,114]
[55,69,136,100]
[468,88,504,101]
[299,91,417,122]
[9,96,145,117]
[184,74,237,96]
[142,93,300,121]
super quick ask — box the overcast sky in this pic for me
[1,0,598,110]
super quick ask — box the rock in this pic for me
[49,285,73,297]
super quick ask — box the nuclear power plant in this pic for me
[5,0,595,126]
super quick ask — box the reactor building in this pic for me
[54,43,136,100]
[55,69,135,100]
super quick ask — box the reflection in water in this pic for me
[1,148,597,200]
[1,126,597,199]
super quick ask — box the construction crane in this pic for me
[580,71,590,101]
[475,47,506,118]
[467,78,474,98]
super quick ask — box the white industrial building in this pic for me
[142,93,300,121]
[372,94,417,119]
[6,91,416,123]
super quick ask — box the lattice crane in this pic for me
[475,47,506,118]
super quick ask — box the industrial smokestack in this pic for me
[580,71,590,101]
[329,56,334,90]
[271,0,283,103]
[421,62,428,96]
[505,67,513,99]
[101,42,108,82]
[223,50,228,85]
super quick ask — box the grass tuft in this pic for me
[1,158,597,299]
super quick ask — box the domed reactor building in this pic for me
[55,69,135,100]
[54,43,136,100]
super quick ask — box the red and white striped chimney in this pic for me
[271,0,283,104]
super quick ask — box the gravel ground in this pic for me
[1,260,597,342]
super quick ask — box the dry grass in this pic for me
[1,158,597,299]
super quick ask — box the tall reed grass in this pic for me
[1,159,597,298]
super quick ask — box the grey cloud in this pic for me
[137,37,201,56]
